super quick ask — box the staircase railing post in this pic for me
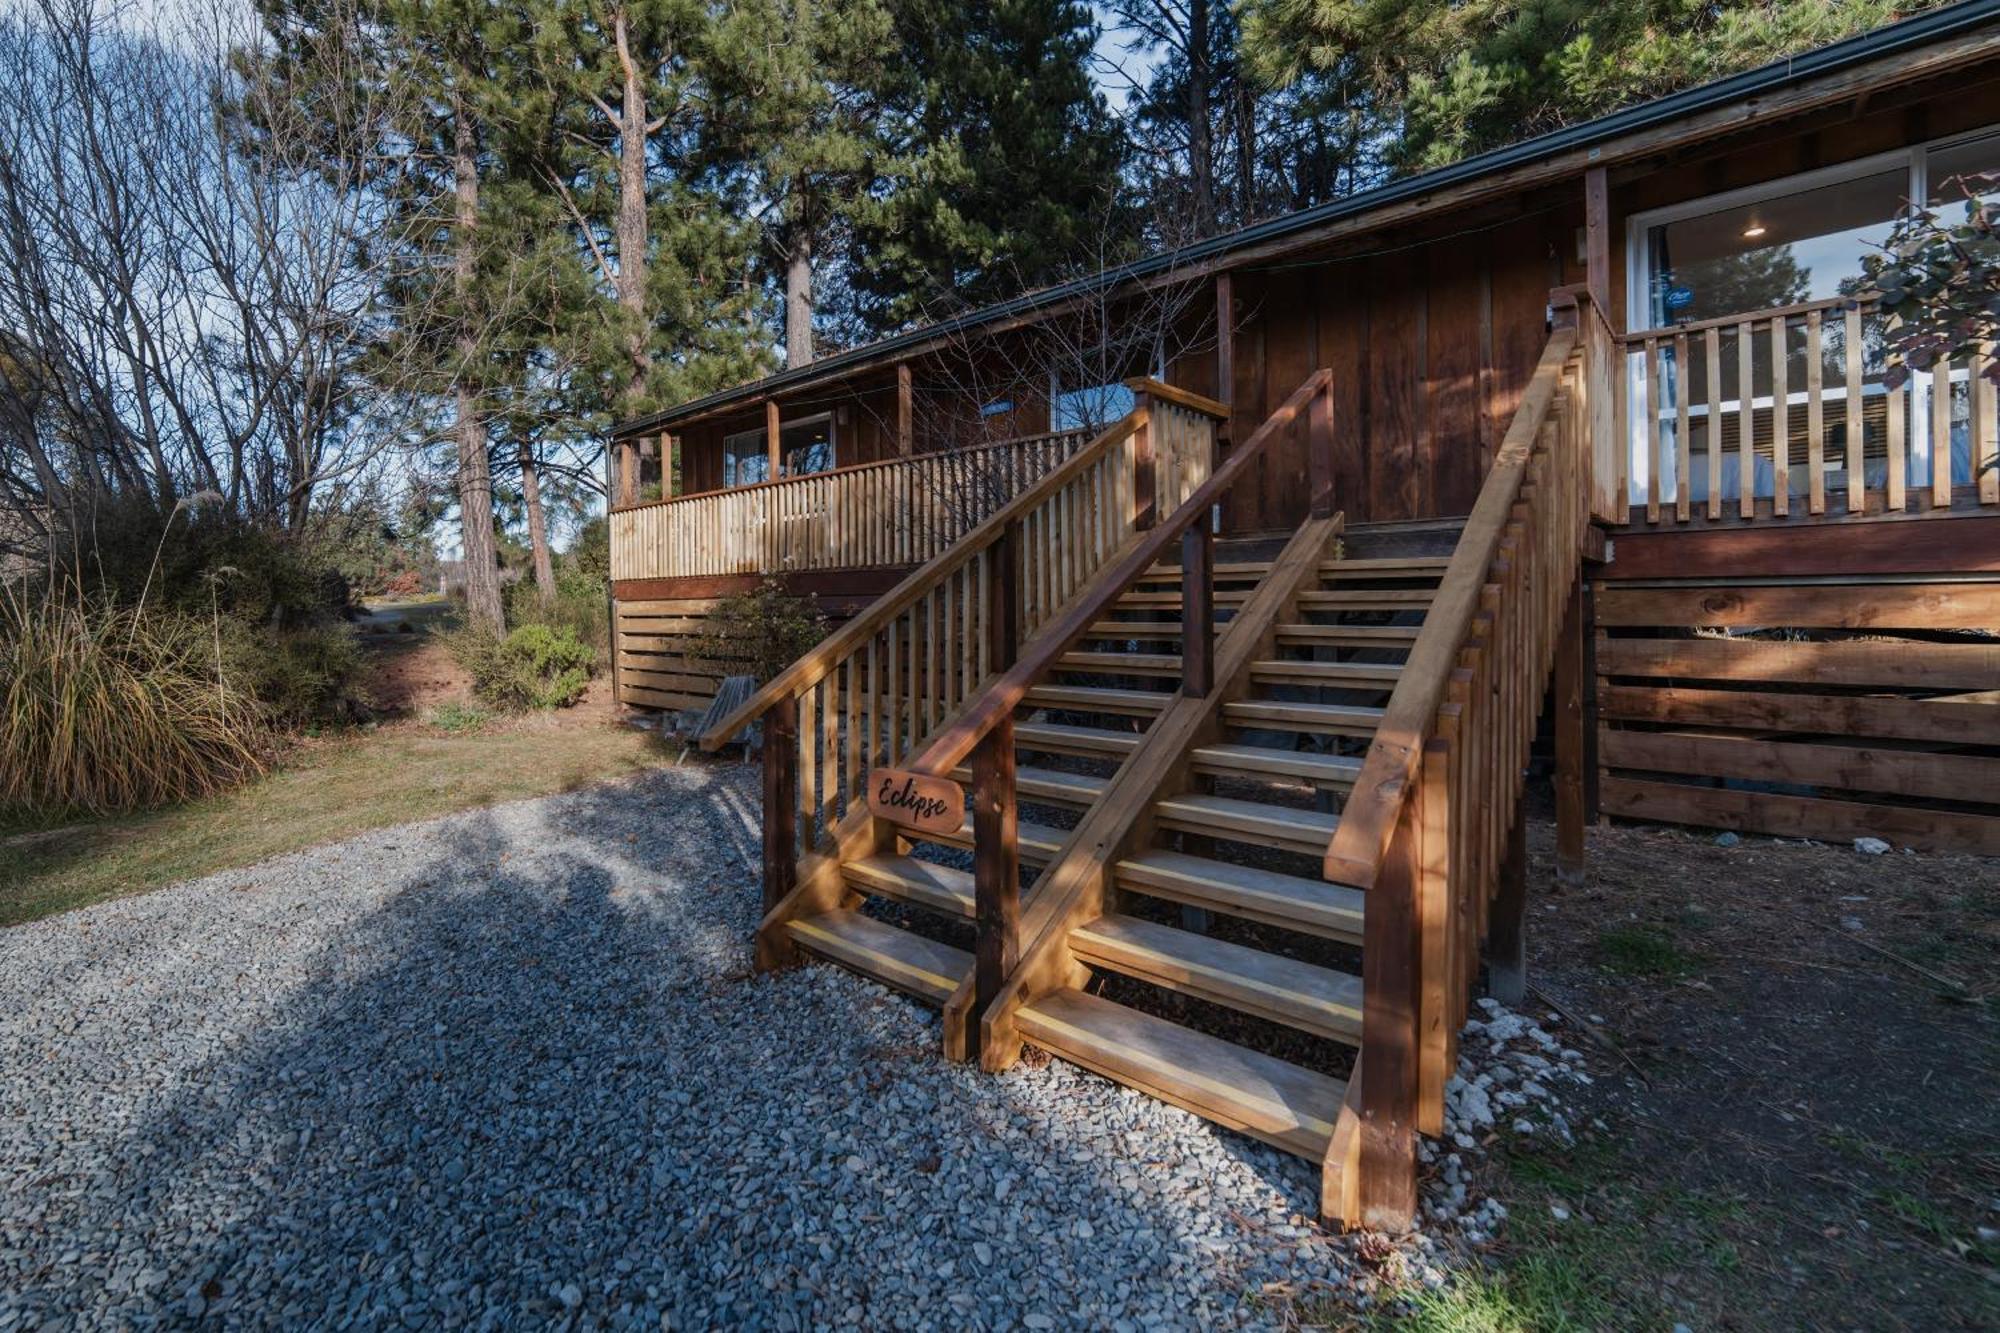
[1308,379,1335,519]
[972,714,1019,1037]
[1357,785,1422,1230]
[1181,510,1213,698]
[763,693,799,913]
[1131,391,1157,530]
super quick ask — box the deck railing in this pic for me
[608,430,1088,581]
[697,381,1226,914]
[1618,294,2000,523]
[1322,291,1602,1227]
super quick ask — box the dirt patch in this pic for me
[1470,811,2000,1330]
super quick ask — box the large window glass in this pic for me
[721,428,769,487]
[1052,382,1136,432]
[779,414,835,476]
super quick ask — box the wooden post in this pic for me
[1357,797,1421,1231]
[615,439,638,508]
[1181,513,1213,697]
[766,398,782,480]
[1581,580,1602,823]
[1488,805,1528,1006]
[1584,167,1611,316]
[1308,380,1335,518]
[763,694,799,913]
[660,433,676,498]
[973,714,1019,1042]
[896,363,913,456]
[1215,271,1235,439]
[1131,392,1157,529]
[989,519,1022,672]
[1553,577,1587,888]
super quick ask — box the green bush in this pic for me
[0,588,266,817]
[221,620,372,728]
[693,578,828,682]
[449,622,596,711]
[503,519,612,657]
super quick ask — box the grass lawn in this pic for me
[1,718,686,927]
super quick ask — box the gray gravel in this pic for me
[0,764,1392,1330]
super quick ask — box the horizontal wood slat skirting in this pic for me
[1593,567,2000,855]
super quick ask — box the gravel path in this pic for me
[0,764,1385,1330]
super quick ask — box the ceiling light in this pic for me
[1742,222,1768,239]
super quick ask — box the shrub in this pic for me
[448,622,596,710]
[425,701,491,733]
[221,620,372,728]
[502,520,612,658]
[0,588,266,817]
[693,578,828,683]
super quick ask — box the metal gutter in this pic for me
[613,0,2000,440]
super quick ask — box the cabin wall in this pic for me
[1215,212,1584,534]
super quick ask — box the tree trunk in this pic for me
[452,101,504,634]
[1233,76,1257,222]
[1187,0,1216,238]
[785,216,814,367]
[519,442,556,599]
[613,7,651,411]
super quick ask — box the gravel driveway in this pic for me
[0,764,1371,1330]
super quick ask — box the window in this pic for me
[1052,382,1135,432]
[721,428,769,488]
[1625,128,2000,506]
[720,414,837,487]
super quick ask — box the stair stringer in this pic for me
[978,512,1348,1069]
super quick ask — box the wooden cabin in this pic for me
[608,5,2000,1230]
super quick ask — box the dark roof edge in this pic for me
[613,0,2000,440]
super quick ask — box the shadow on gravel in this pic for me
[13,762,1339,1329]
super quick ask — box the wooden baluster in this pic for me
[1182,512,1213,698]
[1132,394,1156,529]
[1416,732,1451,1137]
[1771,317,1790,516]
[1738,320,1756,519]
[1844,304,1865,513]
[1934,357,1955,507]
[1645,338,1662,523]
[1672,332,1691,522]
[1807,310,1826,514]
[1704,326,1723,520]
[1978,347,1999,506]
[972,714,1019,1056]
[1887,356,1906,513]
[762,695,798,912]
[990,520,1021,672]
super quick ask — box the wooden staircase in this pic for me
[714,294,1615,1230]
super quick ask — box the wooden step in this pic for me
[1056,650,1184,677]
[1296,589,1434,611]
[1153,793,1338,855]
[1070,914,1364,1043]
[1114,589,1254,610]
[1081,620,1192,641]
[1319,556,1450,578]
[1275,624,1422,648]
[1191,742,1362,789]
[1250,660,1404,688]
[931,816,1066,865]
[949,764,1107,808]
[1223,699,1385,738]
[1140,560,1272,583]
[1015,988,1343,1161]
[1014,721,1139,760]
[843,854,974,918]
[1116,851,1366,944]
[1023,684,1170,716]
[785,910,969,1007]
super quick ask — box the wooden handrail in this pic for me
[906,370,1333,781]
[1620,292,1869,345]
[1323,331,1579,889]
[696,412,1142,751]
[1124,377,1231,421]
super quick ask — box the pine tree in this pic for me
[843,0,1134,334]
[705,0,897,366]
[1238,0,1928,177]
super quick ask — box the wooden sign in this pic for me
[868,768,964,835]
